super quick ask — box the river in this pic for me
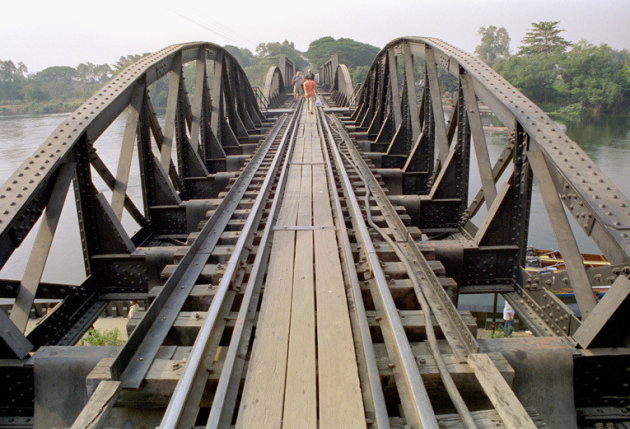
[1,112,629,309]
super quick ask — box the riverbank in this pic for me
[0,100,83,116]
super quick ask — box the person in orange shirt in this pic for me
[303,75,318,114]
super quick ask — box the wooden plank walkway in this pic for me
[237,109,365,427]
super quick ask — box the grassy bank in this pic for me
[0,99,84,116]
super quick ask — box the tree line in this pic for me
[1,27,628,118]
[0,37,379,115]
[225,37,379,89]
[476,21,630,117]
[0,59,125,114]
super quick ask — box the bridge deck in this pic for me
[237,109,364,427]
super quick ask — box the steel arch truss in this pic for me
[262,65,287,108]
[350,37,630,344]
[321,55,355,107]
[0,42,267,358]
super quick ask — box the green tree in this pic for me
[0,81,23,101]
[23,81,50,101]
[224,45,256,67]
[560,41,629,115]
[475,26,510,66]
[350,65,370,87]
[33,66,76,83]
[518,21,571,56]
[0,60,27,82]
[254,40,308,71]
[76,62,112,83]
[306,37,380,71]
[494,53,562,104]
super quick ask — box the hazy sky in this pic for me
[3,0,629,73]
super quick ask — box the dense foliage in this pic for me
[517,21,571,56]
[305,37,379,85]
[79,328,125,346]
[306,37,380,71]
[240,41,308,89]
[481,21,630,117]
[0,59,115,114]
[231,37,378,90]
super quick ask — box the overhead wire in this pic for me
[164,7,249,47]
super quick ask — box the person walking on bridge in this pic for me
[291,71,304,100]
[303,75,318,114]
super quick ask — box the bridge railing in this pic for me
[351,37,630,345]
[0,42,266,358]
[252,86,272,112]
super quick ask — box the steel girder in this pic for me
[349,37,630,344]
[0,42,265,358]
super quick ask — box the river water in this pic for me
[1,112,629,304]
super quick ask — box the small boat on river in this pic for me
[525,247,611,298]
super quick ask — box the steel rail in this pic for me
[330,122,478,429]
[203,99,304,428]
[315,109,390,429]
[319,108,439,429]
[110,115,287,387]
[328,113,479,361]
[160,101,302,428]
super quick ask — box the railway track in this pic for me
[0,37,630,428]
[2,39,629,429]
[69,94,548,428]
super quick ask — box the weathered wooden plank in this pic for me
[376,346,513,388]
[71,380,121,429]
[467,353,537,429]
[404,408,548,429]
[313,156,365,426]
[235,230,295,428]
[235,162,301,428]
[283,126,317,427]
[127,307,477,346]
[367,310,477,341]
[84,346,514,410]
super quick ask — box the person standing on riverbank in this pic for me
[303,75,317,114]
[503,301,515,337]
[291,71,304,100]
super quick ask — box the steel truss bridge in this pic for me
[0,38,628,428]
